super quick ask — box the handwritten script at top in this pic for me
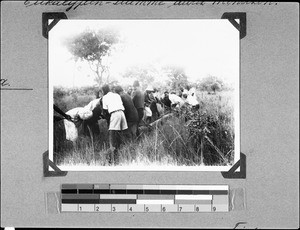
[24,1,278,12]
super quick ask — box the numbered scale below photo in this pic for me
[61,184,229,213]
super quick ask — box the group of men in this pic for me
[52,79,199,165]
[101,80,200,163]
[163,88,200,110]
[54,79,201,165]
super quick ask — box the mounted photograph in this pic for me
[49,19,240,171]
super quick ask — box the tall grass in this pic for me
[54,88,235,167]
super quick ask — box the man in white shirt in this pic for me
[169,92,185,108]
[102,84,128,165]
[187,87,200,110]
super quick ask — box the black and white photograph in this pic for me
[2,2,299,228]
[49,19,240,171]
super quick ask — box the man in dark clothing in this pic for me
[82,100,103,138]
[132,80,144,131]
[151,87,161,121]
[161,91,172,112]
[82,91,104,138]
[115,85,139,141]
[144,85,160,123]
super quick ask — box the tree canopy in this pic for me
[123,65,157,89]
[65,28,120,86]
[123,64,190,92]
[197,75,225,93]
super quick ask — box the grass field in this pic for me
[53,87,235,168]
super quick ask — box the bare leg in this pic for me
[108,130,120,165]
[108,130,115,164]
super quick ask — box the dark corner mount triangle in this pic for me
[221,153,246,179]
[42,12,68,39]
[221,12,246,39]
[43,151,68,177]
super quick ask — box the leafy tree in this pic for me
[65,28,120,86]
[123,65,156,89]
[163,65,188,91]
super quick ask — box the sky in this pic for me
[49,19,239,88]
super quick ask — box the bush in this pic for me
[197,75,225,93]
[53,86,97,112]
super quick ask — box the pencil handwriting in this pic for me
[0,78,10,87]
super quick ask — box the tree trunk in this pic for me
[96,63,102,86]
[106,69,110,83]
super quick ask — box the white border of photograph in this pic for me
[49,19,240,171]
